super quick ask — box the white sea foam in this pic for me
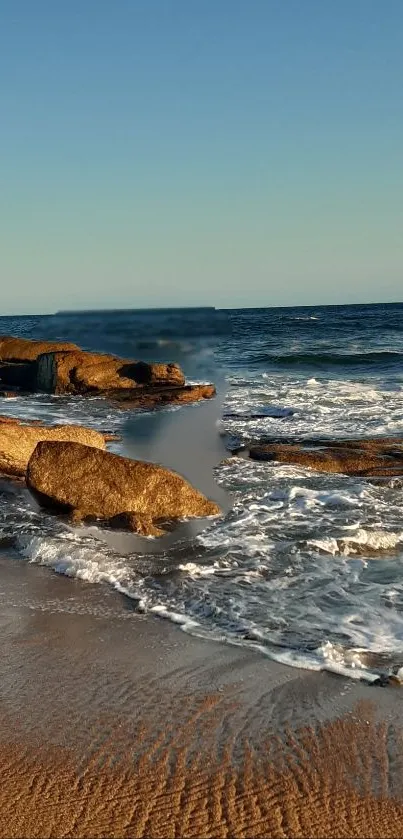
[3,330,403,685]
[18,533,133,587]
[0,392,128,437]
[224,373,403,443]
[11,495,403,684]
[308,529,403,556]
[8,400,403,690]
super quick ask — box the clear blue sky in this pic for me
[1,0,402,313]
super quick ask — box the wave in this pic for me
[307,529,403,556]
[288,316,320,321]
[249,350,403,369]
[13,514,403,687]
[135,339,193,353]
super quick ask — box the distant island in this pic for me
[56,306,217,314]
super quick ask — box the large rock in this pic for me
[248,438,403,478]
[36,350,185,394]
[0,336,79,363]
[109,383,216,409]
[36,350,96,393]
[0,421,106,477]
[0,336,216,410]
[27,441,220,533]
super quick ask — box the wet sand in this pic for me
[0,558,403,838]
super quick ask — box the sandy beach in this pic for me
[3,0,403,829]
[0,556,402,838]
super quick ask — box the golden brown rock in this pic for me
[110,383,216,409]
[0,336,216,410]
[248,437,403,477]
[36,350,98,393]
[74,359,185,392]
[0,421,106,477]
[0,336,78,362]
[0,415,24,425]
[0,415,50,426]
[68,508,163,535]
[102,431,122,442]
[27,441,220,530]
[107,511,165,536]
[36,350,185,394]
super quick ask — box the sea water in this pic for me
[1,303,403,682]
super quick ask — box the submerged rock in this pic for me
[26,441,221,535]
[107,512,164,537]
[223,407,294,420]
[109,383,216,409]
[371,674,401,688]
[0,390,22,399]
[248,437,403,478]
[0,420,106,477]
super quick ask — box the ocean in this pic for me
[1,302,403,683]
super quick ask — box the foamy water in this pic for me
[2,305,403,684]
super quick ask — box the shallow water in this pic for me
[1,303,403,683]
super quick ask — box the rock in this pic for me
[36,350,98,393]
[26,441,220,533]
[0,362,36,389]
[36,350,185,394]
[248,437,403,478]
[110,383,216,409]
[107,512,164,537]
[0,336,216,411]
[0,421,106,477]
[0,415,24,424]
[223,408,294,420]
[371,674,401,688]
[0,336,79,363]
[74,359,185,392]
[102,431,122,442]
[0,415,44,426]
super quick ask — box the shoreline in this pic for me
[1,326,403,835]
[1,558,403,837]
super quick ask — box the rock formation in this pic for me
[27,441,220,534]
[0,336,215,408]
[248,437,403,478]
[108,383,216,409]
[0,336,79,362]
[36,351,185,394]
[0,419,106,478]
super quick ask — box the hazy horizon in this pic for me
[1,0,402,314]
[1,298,402,320]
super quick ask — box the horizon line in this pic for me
[1,299,402,318]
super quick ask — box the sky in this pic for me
[0,0,402,314]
